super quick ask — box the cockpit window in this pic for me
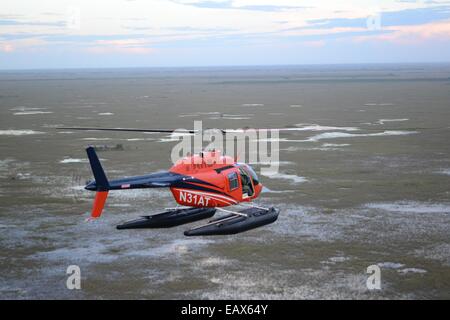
[245,165,260,185]
[228,172,239,190]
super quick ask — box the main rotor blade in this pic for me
[56,127,340,134]
[57,127,197,134]
[57,126,433,134]
[58,127,300,134]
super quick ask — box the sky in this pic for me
[1,0,450,69]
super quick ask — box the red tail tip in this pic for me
[91,191,108,218]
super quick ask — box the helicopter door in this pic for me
[239,168,254,198]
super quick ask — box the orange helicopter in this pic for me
[65,126,280,236]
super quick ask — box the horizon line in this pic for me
[1,61,450,72]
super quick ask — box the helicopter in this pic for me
[64,126,280,236]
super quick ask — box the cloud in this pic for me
[305,5,450,30]
[354,20,450,43]
[0,43,14,52]
[171,0,309,11]
[0,19,65,27]
[43,34,149,42]
[87,46,155,54]
[0,37,47,52]
[87,38,155,54]
[302,40,326,47]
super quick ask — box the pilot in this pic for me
[241,172,253,196]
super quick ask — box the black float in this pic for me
[184,207,279,236]
[116,207,217,229]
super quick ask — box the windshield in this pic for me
[245,165,260,185]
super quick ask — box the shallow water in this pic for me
[0,64,449,299]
